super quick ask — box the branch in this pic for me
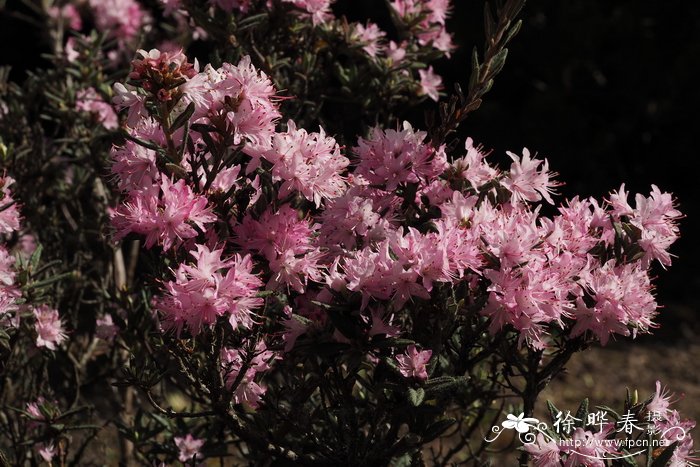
[429,0,526,147]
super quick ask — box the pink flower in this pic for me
[282,0,334,25]
[451,137,499,189]
[0,176,21,235]
[96,314,120,341]
[418,67,443,102]
[37,443,56,463]
[523,433,561,467]
[354,122,447,191]
[76,88,118,130]
[395,345,432,380]
[560,425,619,467]
[655,411,698,467]
[0,245,19,321]
[263,121,349,207]
[48,4,82,30]
[65,37,80,62]
[174,434,204,463]
[26,398,46,421]
[352,23,386,57]
[647,380,674,420]
[387,41,407,64]
[111,178,216,251]
[571,262,656,345]
[235,205,325,293]
[367,308,400,338]
[33,305,67,351]
[186,56,280,159]
[220,341,276,408]
[319,184,394,249]
[110,141,159,192]
[502,148,559,204]
[622,185,681,268]
[426,0,451,25]
[155,245,264,335]
[112,83,148,127]
[88,0,147,46]
[389,0,422,17]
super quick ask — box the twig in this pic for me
[429,0,526,147]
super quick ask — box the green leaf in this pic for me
[408,388,425,406]
[170,102,195,132]
[424,376,469,397]
[546,400,561,421]
[576,398,589,427]
[29,244,43,270]
[487,48,509,78]
[505,19,523,45]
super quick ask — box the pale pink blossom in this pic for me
[33,305,67,351]
[282,0,334,25]
[355,122,447,191]
[155,245,264,335]
[111,178,216,251]
[387,41,407,64]
[418,67,443,101]
[110,141,159,192]
[395,345,432,380]
[263,121,349,207]
[174,434,204,463]
[48,4,82,30]
[647,380,675,420]
[0,176,21,234]
[352,23,386,57]
[560,425,619,466]
[37,443,57,463]
[76,88,118,130]
[89,0,147,47]
[523,433,561,467]
[220,341,276,408]
[112,83,148,127]
[502,148,559,204]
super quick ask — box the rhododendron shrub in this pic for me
[0,0,694,465]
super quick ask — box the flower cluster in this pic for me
[221,341,277,408]
[0,177,67,349]
[154,245,263,334]
[0,176,21,325]
[111,50,682,357]
[88,0,148,51]
[389,0,454,56]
